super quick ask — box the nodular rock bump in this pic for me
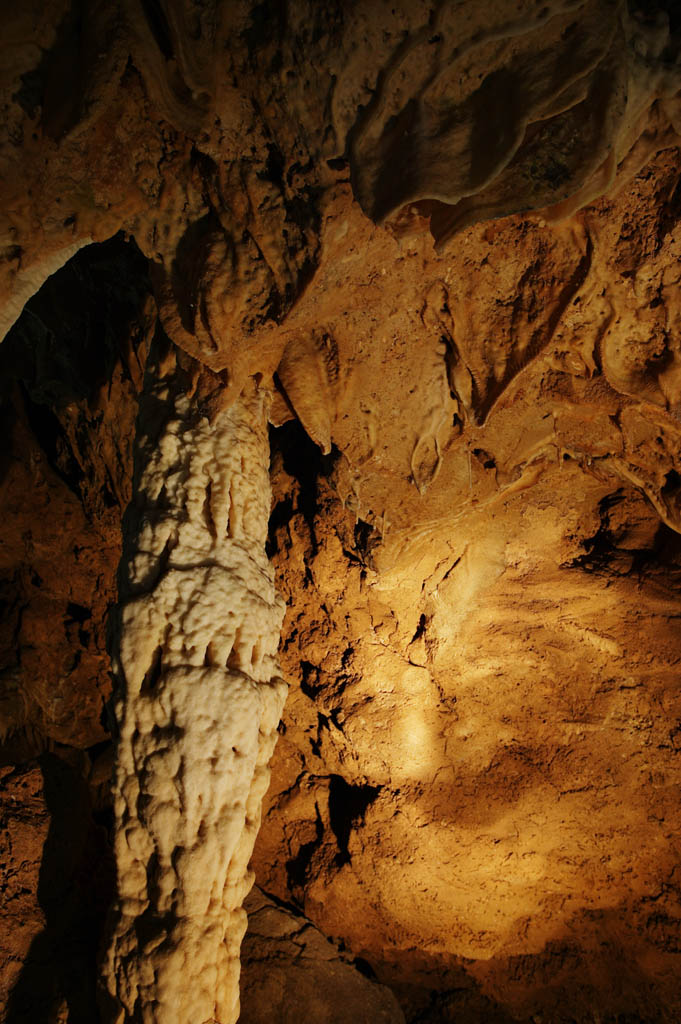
[101,352,286,1024]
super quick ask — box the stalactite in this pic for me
[101,347,287,1024]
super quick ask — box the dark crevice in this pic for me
[328,775,382,867]
[310,712,327,756]
[241,0,288,57]
[260,142,286,188]
[19,384,87,501]
[352,956,378,981]
[266,494,293,558]
[411,614,427,644]
[661,468,681,501]
[65,602,91,625]
[472,447,496,470]
[300,660,322,699]
[86,739,111,763]
[353,519,380,566]
[141,0,175,60]
[202,479,217,539]
[286,803,324,889]
[567,491,681,577]
[268,420,340,556]
[140,645,163,696]
[567,491,629,574]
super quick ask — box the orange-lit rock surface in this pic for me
[256,446,681,1020]
[252,151,681,1021]
[1,2,681,1022]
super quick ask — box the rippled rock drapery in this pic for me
[1,1,680,366]
[101,347,286,1024]
[348,0,681,242]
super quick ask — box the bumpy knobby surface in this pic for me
[102,362,286,1024]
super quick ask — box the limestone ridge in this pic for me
[102,351,286,1024]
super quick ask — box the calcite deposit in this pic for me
[102,355,286,1023]
[1,1,681,1023]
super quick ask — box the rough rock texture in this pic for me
[240,887,405,1024]
[264,148,681,546]
[256,439,681,1021]
[0,756,112,1022]
[0,234,152,751]
[102,352,287,1024]
[250,153,681,1023]
[1,2,680,376]
[1,2,681,1023]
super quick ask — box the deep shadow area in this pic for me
[267,419,339,558]
[328,775,382,866]
[0,231,152,755]
[0,231,150,501]
[385,904,681,1024]
[1,233,150,410]
[4,753,113,1023]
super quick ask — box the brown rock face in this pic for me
[0,235,152,750]
[252,154,681,1021]
[240,888,405,1024]
[255,434,681,1020]
[1,2,681,1022]
[0,756,112,1022]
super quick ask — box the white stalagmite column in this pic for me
[102,360,287,1024]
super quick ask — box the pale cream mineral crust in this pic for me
[102,369,286,1024]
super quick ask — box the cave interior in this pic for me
[2,1,681,1022]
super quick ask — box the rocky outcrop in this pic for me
[255,380,681,1020]
[240,888,405,1024]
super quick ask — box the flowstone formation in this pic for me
[1,2,681,1023]
[102,351,286,1024]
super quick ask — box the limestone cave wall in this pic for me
[1,2,681,1022]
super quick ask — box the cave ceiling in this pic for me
[1,1,681,1022]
